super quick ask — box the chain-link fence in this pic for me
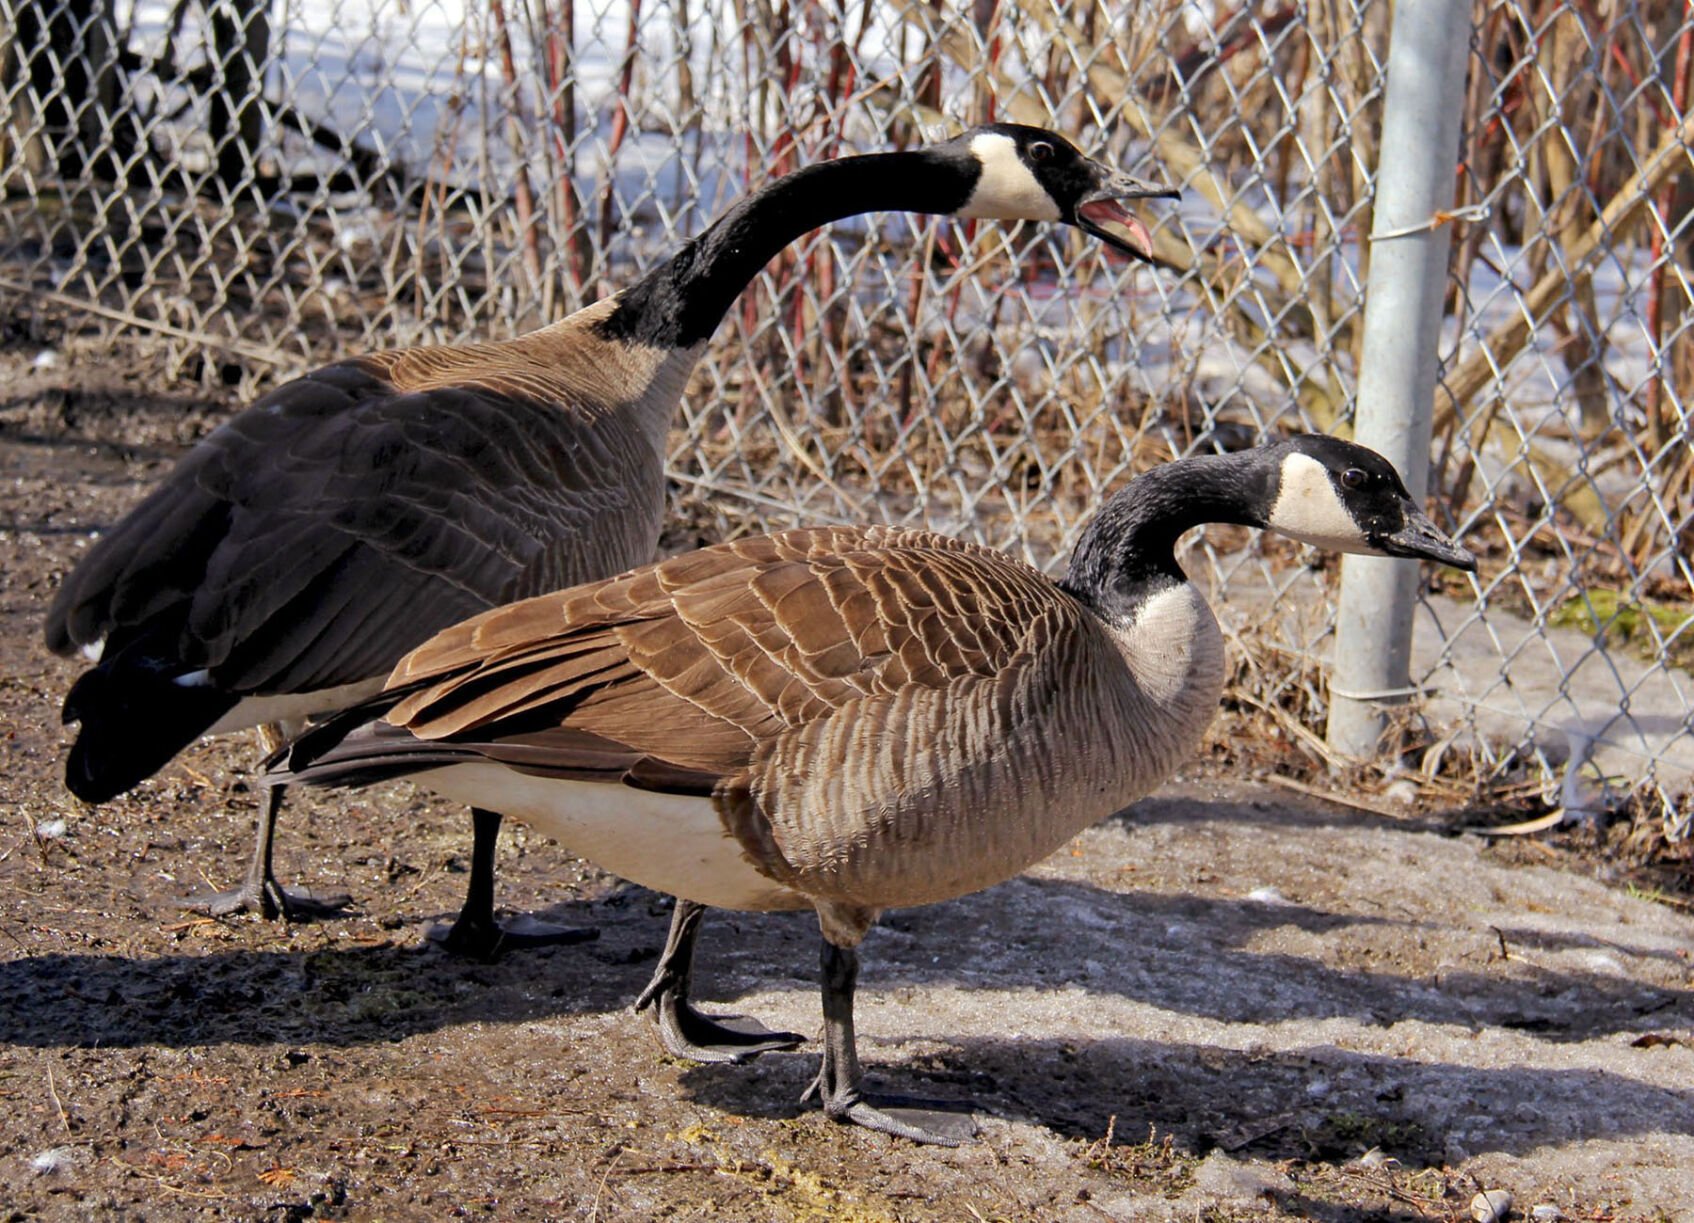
[1,0,1690,834]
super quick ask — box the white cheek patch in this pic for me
[1267,452,1372,554]
[955,133,1063,222]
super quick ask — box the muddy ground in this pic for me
[1,336,1692,1221]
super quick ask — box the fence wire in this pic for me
[0,0,1690,834]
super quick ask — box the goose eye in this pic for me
[1340,468,1368,490]
[1028,140,1054,163]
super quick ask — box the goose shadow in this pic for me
[1110,789,1454,835]
[675,1028,1694,1164]
[4,869,1685,1053]
[846,875,1692,1042]
[0,425,188,467]
[0,385,226,467]
[0,891,687,1050]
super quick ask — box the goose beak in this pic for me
[1379,501,1477,571]
[1074,167,1180,262]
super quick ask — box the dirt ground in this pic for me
[2,337,1692,1222]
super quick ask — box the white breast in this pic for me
[1104,582,1226,711]
[410,763,806,913]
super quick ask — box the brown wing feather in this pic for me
[380,526,1065,794]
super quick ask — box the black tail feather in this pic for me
[267,685,414,775]
[269,691,404,765]
[265,717,482,791]
[61,664,239,803]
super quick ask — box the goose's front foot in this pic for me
[801,1072,978,1147]
[805,936,978,1146]
[427,910,598,962]
[634,897,803,1064]
[636,974,804,1064]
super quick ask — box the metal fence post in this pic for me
[1325,0,1473,759]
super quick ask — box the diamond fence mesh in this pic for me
[0,0,1689,833]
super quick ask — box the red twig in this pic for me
[1607,41,1672,129]
[769,0,800,177]
[597,0,644,291]
[1154,3,1297,99]
[984,5,1004,123]
[487,0,545,293]
[1645,5,1693,450]
[548,0,588,293]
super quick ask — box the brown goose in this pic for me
[44,124,1177,966]
[277,435,1476,1145]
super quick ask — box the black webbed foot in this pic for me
[801,1072,979,1146]
[183,878,353,922]
[802,936,978,1146]
[428,911,599,962]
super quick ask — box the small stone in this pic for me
[1529,1207,1562,1222]
[35,819,68,841]
[1471,1189,1513,1223]
[1246,886,1291,905]
[33,348,60,369]
[1382,779,1420,807]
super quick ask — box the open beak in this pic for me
[1074,167,1180,262]
[1379,501,1477,571]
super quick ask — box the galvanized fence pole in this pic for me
[1325,0,1473,759]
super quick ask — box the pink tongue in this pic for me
[1077,199,1152,258]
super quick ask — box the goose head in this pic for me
[1262,435,1476,570]
[945,124,1178,262]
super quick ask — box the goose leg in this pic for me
[634,897,804,1063]
[801,939,978,1147]
[429,808,598,960]
[185,722,352,920]
[184,780,353,921]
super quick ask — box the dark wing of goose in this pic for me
[45,356,660,696]
[360,525,1064,788]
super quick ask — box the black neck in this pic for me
[1060,451,1276,618]
[593,150,977,349]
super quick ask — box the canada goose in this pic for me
[44,124,1177,961]
[277,434,1476,1145]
